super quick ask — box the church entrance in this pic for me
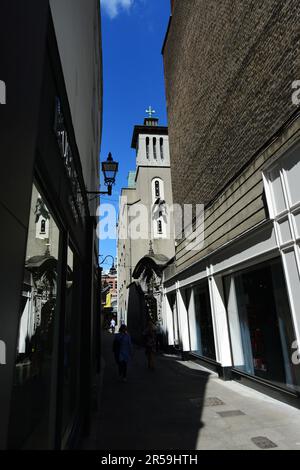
[145,295,158,323]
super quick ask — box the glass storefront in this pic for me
[185,282,216,360]
[8,184,60,449]
[62,247,80,440]
[224,257,300,392]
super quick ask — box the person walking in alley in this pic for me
[113,324,132,382]
[155,321,164,353]
[143,320,157,370]
[110,317,116,334]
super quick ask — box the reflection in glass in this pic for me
[8,184,60,449]
[62,247,79,439]
[225,258,300,392]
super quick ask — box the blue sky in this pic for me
[99,0,171,271]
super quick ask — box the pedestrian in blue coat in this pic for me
[113,324,132,381]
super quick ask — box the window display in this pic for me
[186,282,216,360]
[224,258,300,391]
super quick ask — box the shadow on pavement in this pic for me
[90,332,210,450]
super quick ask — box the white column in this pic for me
[149,135,154,162]
[176,282,190,352]
[208,274,232,367]
[281,248,300,348]
[187,288,197,351]
[226,276,245,368]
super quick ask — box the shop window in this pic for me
[224,258,300,391]
[185,282,216,360]
[62,247,80,440]
[8,183,61,449]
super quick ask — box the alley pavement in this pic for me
[83,332,300,450]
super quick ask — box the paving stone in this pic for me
[217,410,246,418]
[204,397,225,407]
[251,436,278,449]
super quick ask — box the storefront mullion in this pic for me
[185,288,196,352]
[176,287,190,354]
[168,292,180,348]
[224,276,247,372]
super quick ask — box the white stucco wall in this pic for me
[137,134,170,167]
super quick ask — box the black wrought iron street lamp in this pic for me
[99,255,117,275]
[102,152,118,195]
[86,152,118,196]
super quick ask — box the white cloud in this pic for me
[101,0,134,19]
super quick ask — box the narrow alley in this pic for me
[3,0,300,454]
[84,333,300,451]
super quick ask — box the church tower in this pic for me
[131,107,171,239]
[117,108,175,328]
[132,106,170,168]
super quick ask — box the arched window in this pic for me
[153,137,157,159]
[157,220,163,234]
[152,178,164,202]
[146,137,150,159]
[40,219,46,234]
[155,180,160,198]
[160,137,164,160]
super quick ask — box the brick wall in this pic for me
[163,0,300,208]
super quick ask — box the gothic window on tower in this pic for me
[153,137,157,159]
[40,219,46,234]
[160,138,164,160]
[146,137,150,159]
[157,220,163,234]
[155,180,160,198]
